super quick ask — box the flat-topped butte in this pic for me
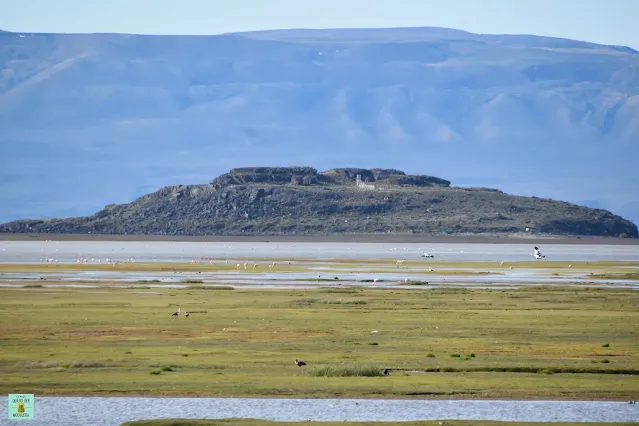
[0,167,637,238]
[211,167,451,188]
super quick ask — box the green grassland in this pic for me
[121,421,639,426]
[1,282,638,400]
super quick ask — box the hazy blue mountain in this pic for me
[1,27,638,227]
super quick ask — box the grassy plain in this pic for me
[1,280,638,400]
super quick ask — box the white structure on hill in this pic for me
[356,174,376,190]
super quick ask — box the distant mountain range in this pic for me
[2,167,636,238]
[0,27,638,227]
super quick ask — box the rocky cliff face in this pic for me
[1,167,636,238]
[211,167,451,188]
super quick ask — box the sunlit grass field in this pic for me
[1,281,638,400]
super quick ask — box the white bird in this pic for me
[172,307,181,317]
[421,252,434,259]
[533,246,545,260]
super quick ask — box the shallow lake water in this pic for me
[2,241,638,291]
[2,241,639,263]
[1,267,638,290]
[1,397,638,426]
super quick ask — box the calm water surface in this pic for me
[1,397,638,426]
[2,241,639,263]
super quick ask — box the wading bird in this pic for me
[295,359,307,367]
[172,307,180,317]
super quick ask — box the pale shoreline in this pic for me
[1,232,638,245]
[11,393,637,401]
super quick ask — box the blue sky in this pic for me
[1,0,638,49]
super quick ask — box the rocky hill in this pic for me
[1,167,636,238]
[1,27,639,227]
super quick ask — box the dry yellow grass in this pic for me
[1,285,638,399]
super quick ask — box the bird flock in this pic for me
[3,240,561,379]
[168,244,550,377]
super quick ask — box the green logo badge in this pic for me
[8,394,34,420]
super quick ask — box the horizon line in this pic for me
[1,25,637,50]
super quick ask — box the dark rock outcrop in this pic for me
[211,167,452,188]
[211,167,328,187]
[0,167,636,238]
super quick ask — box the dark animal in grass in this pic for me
[185,312,190,318]
[172,307,180,317]
[295,359,307,367]
[383,368,392,375]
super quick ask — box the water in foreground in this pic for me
[1,397,638,426]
